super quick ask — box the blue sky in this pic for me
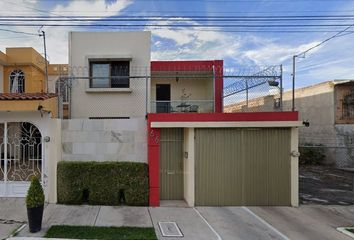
[0,0,354,90]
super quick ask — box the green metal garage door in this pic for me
[195,128,291,206]
[160,128,184,200]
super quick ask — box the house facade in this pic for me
[1,31,301,207]
[0,47,61,201]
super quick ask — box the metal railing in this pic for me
[223,65,283,113]
[51,65,290,118]
[150,100,214,113]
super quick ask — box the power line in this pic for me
[296,23,354,57]
[2,10,354,14]
[1,23,354,27]
[291,20,354,111]
[84,25,354,33]
[0,28,40,36]
[1,18,354,23]
[0,36,35,40]
[3,14,354,18]
[6,0,354,2]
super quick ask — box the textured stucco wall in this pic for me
[69,31,151,118]
[61,118,147,163]
[333,124,354,167]
[151,77,214,101]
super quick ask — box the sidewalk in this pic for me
[0,199,152,239]
[17,205,152,238]
[0,198,27,240]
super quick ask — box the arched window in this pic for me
[9,69,25,93]
[343,93,354,119]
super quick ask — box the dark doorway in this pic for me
[156,84,171,113]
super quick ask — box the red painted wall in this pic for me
[148,111,299,122]
[147,111,299,206]
[147,124,160,206]
[151,60,223,113]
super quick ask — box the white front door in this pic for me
[0,122,43,197]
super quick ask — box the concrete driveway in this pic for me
[149,207,287,240]
[249,205,354,240]
[150,206,354,240]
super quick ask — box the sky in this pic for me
[0,0,354,91]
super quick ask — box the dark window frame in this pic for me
[89,60,130,88]
[342,93,354,119]
[274,98,281,109]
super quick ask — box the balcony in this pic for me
[150,100,214,113]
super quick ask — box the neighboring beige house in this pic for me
[62,31,151,164]
[225,80,354,167]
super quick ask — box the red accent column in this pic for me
[148,123,160,206]
[214,60,223,113]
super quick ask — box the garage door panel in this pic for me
[195,128,291,206]
[195,129,243,206]
[195,129,218,205]
[215,129,243,206]
[267,129,291,205]
[243,129,269,205]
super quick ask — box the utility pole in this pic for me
[280,64,283,111]
[290,22,354,112]
[292,55,296,111]
[41,31,49,93]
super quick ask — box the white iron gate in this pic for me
[0,122,43,197]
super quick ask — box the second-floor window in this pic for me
[89,61,130,88]
[9,69,25,93]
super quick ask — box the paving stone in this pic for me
[95,206,152,227]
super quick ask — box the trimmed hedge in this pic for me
[57,161,149,206]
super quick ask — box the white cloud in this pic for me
[147,19,242,61]
[51,0,132,17]
[152,29,195,46]
[0,0,133,63]
[242,41,322,66]
[304,66,354,81]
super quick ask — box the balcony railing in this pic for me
[150,100,214,113]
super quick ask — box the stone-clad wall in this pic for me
[61,118,147,162]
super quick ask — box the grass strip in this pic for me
[45,225,157,240]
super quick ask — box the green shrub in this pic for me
[299,143,325,165]
[26,176,45,208]
[57,161,149,206]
